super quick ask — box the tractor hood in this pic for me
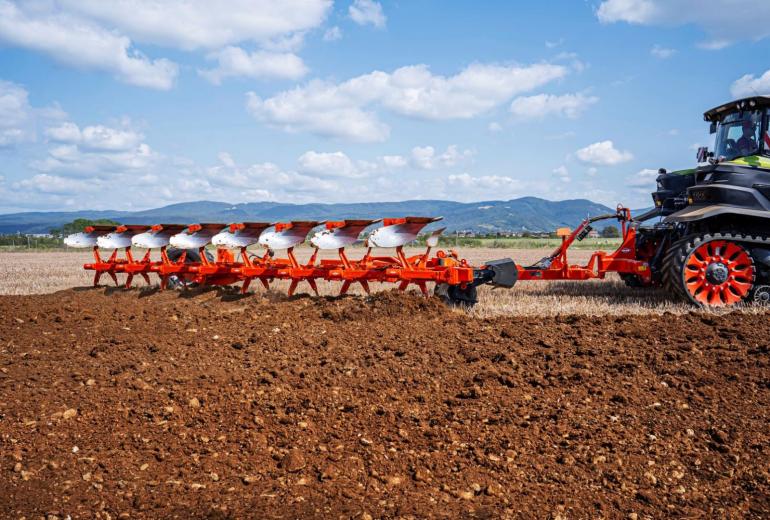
[665,203,770,222]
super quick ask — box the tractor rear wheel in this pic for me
[663,233,756,307]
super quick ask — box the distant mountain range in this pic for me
[0,197,617,234]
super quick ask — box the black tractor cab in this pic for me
[699,96,770,165]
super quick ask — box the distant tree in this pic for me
[601,225,620,238]
[50,218,119,237]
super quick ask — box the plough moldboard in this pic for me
[64,217,518,306]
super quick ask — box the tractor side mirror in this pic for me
[709,121,717,134]
[696,146,710,163]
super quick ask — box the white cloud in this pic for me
[377,63,569,119]
[553,165,570,183]
[297,151,366,178]
[218,151,236,168]
[0,80,71,149]
[259,32,308,54]
[626,168,661,206]
[576,140,633,166]
[411,145,473,170]
[33,120,155,178]
[33,143,156,178]
[651,44,676,59]
[509,93,599,120]
[9,106,499,209]
[0,80,29,128]
[0,79,33,146]
[446,173,520,196]
[380,155,407,169]
[627,168,659,188]
[349,0,386,28]
[199,46,308,84]
[296,147,448,178]
[58,0,332,50]
[0,1,178,90]
[44,122,143,152]
[597,0,659,24]
[0,1,332,88]
[488,122,503,133]
[81,125,144,152]
[545,38,564,49]
[15,174,99,195]
[246,88,390,143]
[0,128,26,147]
[597,0,770,48]
[323,26,342,42]
[731,69,770,98]
[45,122,82,143]
[246,62,568,142]
[205,154,338,198]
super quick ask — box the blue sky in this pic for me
[1,0,769,213]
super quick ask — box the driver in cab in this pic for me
[736,119,758,156]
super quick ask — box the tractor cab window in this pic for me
[714,110,762,161]
[765,109,770,157]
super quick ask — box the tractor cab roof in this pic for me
[704,96,770,122]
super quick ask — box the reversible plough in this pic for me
[64,217,518,305]
[61,208,668,307]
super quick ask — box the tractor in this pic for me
[637,95,770,306]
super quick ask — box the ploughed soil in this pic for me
[1,289,769,519]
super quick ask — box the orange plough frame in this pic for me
[82,221,476,296]
[79,208,652,298]
[516,207,652,283]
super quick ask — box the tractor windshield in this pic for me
[766,109,770,157]
[714,110,763,161]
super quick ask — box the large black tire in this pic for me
[434,283,478,309]
[166,248,214,263]
[164,248,214,289]
[660,235,691,300]
[661,233,757,306]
